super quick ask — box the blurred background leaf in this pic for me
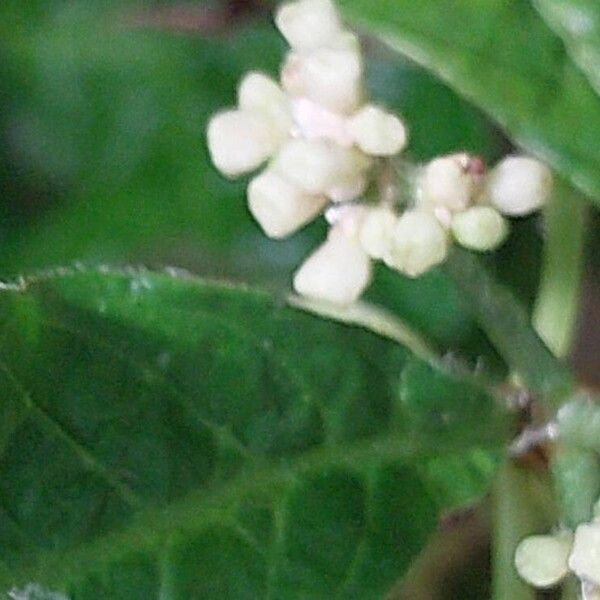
[533,0,600,97]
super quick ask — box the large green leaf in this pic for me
[0,269,509,598]
[533,0,600,96]
[339,0,600,206]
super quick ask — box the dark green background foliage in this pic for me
[0,0,596,597]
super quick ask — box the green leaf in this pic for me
[533,0,600,96]
[0,268,509,598]
[339,0,600,205]
[399,360,510,448]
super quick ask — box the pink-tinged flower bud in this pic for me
[290,97,353,146]
[247,170,327,238]
[419,153,478,212]
[293,227,371,304]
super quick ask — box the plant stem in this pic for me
[533,181,587,359]
[447,190,586,599]
[445,249,574,408]
[533,184,588,600]
[491,462,557,600]
[288,295,439,362]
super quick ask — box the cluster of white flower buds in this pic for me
[515,507,600,599]
[207,0,553,305]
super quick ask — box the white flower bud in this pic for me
[486,156,552,216]
[275,0,342,51]
[273,138,370,195]
[290,97,353,146]
[582,581,600,600]
[207,109,280,177]
[515,533,573,588]
[419,153,477,212]
[247,170,327,239]
[347,104,407,156]
[451,206,509,252]
[325,203,365,234]
[293,227,371,304]
[326,174,367,203]
[385,210,448,277]
[281,41,362,114]
[238,72,293,137]
[358,206,397,260]
[569,522,600,586]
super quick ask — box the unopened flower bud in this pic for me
[358,206,397,259]
[207,110,281,177]
[486,156,552,216]
[247,170,328,239]
[419,153,477,212]
[582,581,600,600]
[515,533,573,588]
[327,175,367,202]
[385,210,448,277]
[569,522,600,586]
[291,97,353,145]
[451,206,508,252]
[348,104,407,156]
[273,138,370,196]
[281,41,362,114]
[293,227,371,304]
[238,72,293,137]
[275,0,342,51]
[325,203,365,234]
